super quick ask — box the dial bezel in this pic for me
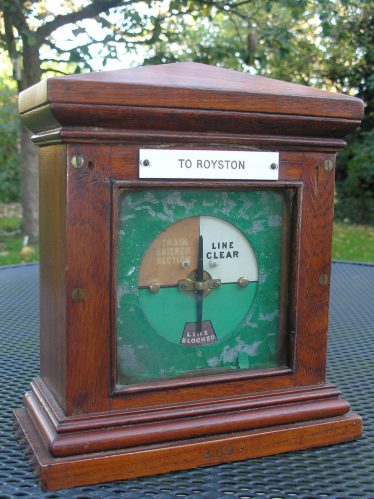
[111,180,300,395]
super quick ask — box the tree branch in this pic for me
[41,67,72,76]
[36,0,131,39]
[229,0,254,7]
[2,7,17,58]
[42,33,129,57]
[2,0,30,37]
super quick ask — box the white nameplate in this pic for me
[139,149,279,180]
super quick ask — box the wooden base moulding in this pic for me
[13,383,362,491]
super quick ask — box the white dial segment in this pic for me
[200,216,258,284]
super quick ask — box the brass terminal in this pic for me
[238,277,249,288]
[149,282,160,293]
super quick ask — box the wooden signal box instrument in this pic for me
[13,62,363,491]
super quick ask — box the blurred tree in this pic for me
[0,53,19,203]
[0,0,252,242]
[324,1,374,224]
[144,0,320,84]
[0,0,373,235]
[0,0,130,241]
[147,0,374,223]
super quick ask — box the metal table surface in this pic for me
[1,261,373,499]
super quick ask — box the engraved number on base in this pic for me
[204,445,234,461]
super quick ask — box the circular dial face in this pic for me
[138,216,258,346]
[116,189,287,385]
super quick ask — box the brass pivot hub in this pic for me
[178,270,221,296]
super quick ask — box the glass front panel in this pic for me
[116,189,291,386]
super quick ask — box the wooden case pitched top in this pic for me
[18,62,363,141]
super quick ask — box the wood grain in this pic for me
[14,62,363,490]
[33,128,349,152]
[14,407,362,491]
[19,62,363,120]
[39,145,67,409]
[20,103,361,140]
[64,144,111,415]
[27,392,351,458]
[294,153,336,384]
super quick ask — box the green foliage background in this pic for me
[336,131,374,224]
[145,0,374,224]
[0,0,373,221]
[0,75,19,202]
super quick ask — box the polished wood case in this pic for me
[14,62,363,490]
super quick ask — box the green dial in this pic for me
[116,189,288,385]
[138,215,258,346]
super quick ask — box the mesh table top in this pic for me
[1,261,373,499]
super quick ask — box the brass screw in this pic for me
[323,160,334,172]
[72,288,85,302]
[149,282,160,293]
[71,154,85,169]
[319,274,329,286]
[238,277,249,288]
